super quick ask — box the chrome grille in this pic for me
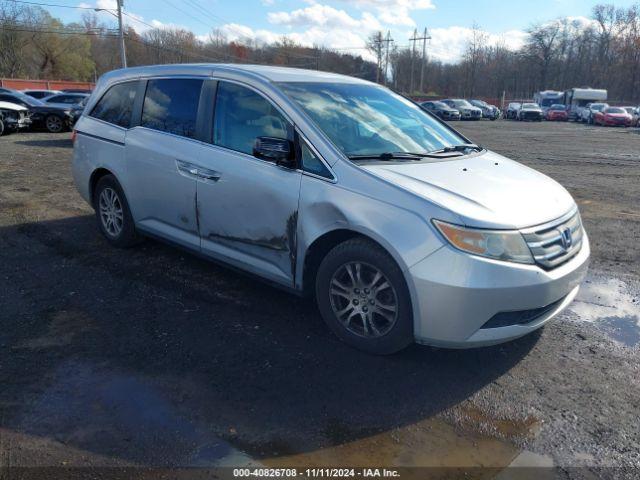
[521,209,584,270]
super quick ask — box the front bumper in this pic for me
[408,231,590,347]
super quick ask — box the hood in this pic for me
[360,150,576,229]
[0,101,28,112]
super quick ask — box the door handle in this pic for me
[197,170,221,182]
[176,160,199,178]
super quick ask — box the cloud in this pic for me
[268,4,381,31]
[218,22,377,61]
[426,26,528,63]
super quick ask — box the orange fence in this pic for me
[1,78,95,91]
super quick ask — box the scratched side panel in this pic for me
[195,146,302,287]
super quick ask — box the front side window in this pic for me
[90,81,138,128]
[214,81,290,155]
[278,82,465,157]
[141,78,203,138]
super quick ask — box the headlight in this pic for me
[433,220,534,264]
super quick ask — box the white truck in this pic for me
[534,90,564,114]
[563,88,607,121]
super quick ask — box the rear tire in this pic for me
[45,114,64,133]
[315,238,413,355]
[93,174,140,248]
[0,119,4,136]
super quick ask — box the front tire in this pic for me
[315,238,413,355]
[93,175,140,248]
[0,119,4,136]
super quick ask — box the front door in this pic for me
[193,81,302,286]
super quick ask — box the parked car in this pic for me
[517,103,543,121]
[72,64,589,354]
[0,91,74,133]
[545,104,569,121]
[505,102,521,119]
[41,93,90,108]
[0,101,31,135]
[469,99,500,120]
[621,106,639,126]
[440,99,482,120]
[419,101,461,120]
[581,102,609,124]
[593,106,633,127]
[61,88,93,94]
[22,89,62,99]
[69,96,89,125]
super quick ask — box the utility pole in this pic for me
[410,28,430,94]
[419,27,431,94]
[382,31,393,86]
[409,29,417,94]
[374,31,383,84]
[117,0,127,68]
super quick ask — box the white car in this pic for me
[0,101,31,135]
[72,64,589,353]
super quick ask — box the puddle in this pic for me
[260,416,535,477]
[568,276,640,346]
[7,360,256,467]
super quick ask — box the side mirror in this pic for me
[253,136,296,168]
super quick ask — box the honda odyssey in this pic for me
[72,64,589,354]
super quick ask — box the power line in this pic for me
[0,25,120,36]
[6,0,103,9]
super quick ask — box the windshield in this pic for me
[278,82,466,157]
[471,100,487,107]
[606,107,625,114]
[550,104,565,110]
[448,99,471,108]
[539,98,560,107]
[522,103,539,109]
[591,104,607,111]
[433,101,449,108]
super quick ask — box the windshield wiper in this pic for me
[347,152,428,161]
[433,143,483,154]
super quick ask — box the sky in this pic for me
[52,0,638,62]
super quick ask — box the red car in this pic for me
[545,104,568,121]
[593,107,633,126]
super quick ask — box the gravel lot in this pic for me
[0,120,638,478]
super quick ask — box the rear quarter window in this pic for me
[90,81,138,128]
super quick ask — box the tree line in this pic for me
[378,3,640,103]
[1,1,639,103]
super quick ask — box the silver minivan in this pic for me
[72,64,589,354]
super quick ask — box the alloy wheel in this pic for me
[98,187,124,238]
[46,115,63,133]
[329,261,398,338]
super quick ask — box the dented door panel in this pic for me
[195,146,302,287]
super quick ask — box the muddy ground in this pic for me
[0,120,638,479]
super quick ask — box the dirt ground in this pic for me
[0,120,638,479]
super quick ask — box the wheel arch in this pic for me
[301,227,412,300]
[89,167,118,208]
